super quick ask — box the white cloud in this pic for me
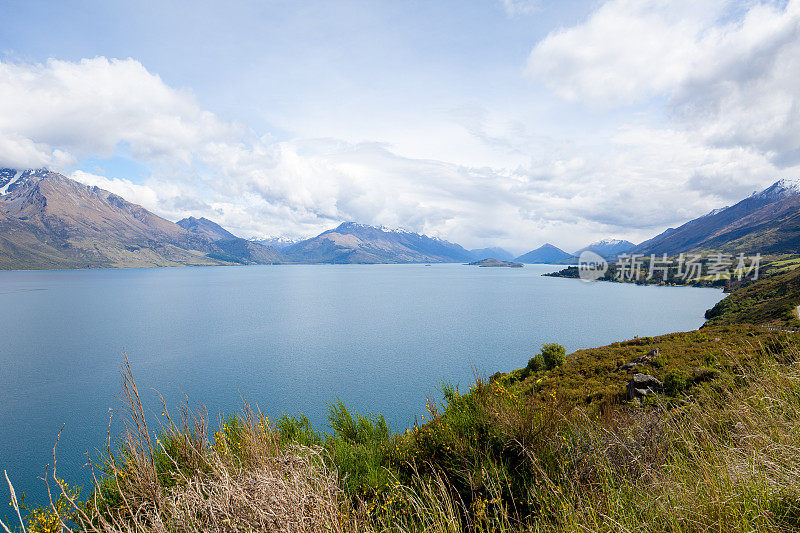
[0,57,241,167]
[527,0,800,114]
[1,31,798,253]
[527,0,730,105]
[524,0,800,199]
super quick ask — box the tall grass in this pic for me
[6,342,800,532]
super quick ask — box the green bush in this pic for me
[664,370,689,397]
[276,412,321,446]
[325,400,392,498]
[526,355,543,373]
[541,343,566,370]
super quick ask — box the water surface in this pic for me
[0,264,724,511]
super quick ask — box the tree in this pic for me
[540,343,566,370]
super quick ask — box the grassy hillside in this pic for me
[8,274,800,532]
[704,265,800,327]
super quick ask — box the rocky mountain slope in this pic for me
[632,178,800,255]
[283,222,474,263]
[177,216,238,241]
[177,216,285,264]
[0,169,283,269]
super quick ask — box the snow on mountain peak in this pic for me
[591,238,623,246]
[752,178,800,200]
[773,178,800,194]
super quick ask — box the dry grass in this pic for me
[1,355,355,533]
[6,346,800,532]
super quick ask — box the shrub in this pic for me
[277,412,322,447]
[526,355,543,373]
[541,343,566,370]
[21,481,80,533]
[664,370,689,397]
[325,400,392,498]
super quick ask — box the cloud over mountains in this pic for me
[0,1,799,250]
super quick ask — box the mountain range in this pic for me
[0,169,283,269]
[252,236,299,250]
[511,239,635,264]
[0,169,482,268]
[631,178,800,255]
[282,222,474,263]
[574,238,635,258]
[2,168,800,270]
[175,216,285,264]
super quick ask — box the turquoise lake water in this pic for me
[0,263,725,513]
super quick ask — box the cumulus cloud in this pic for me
[0,57,241,167]
[0,55,652,250]
[527,0,730,105]
[526,0,800,196]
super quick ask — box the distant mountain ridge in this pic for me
[177,216,285,264]
[632,178,800,255]
[469,247,514,261]
[574,239,635,258]
[177,216,238,241]
[283,222,474,263]
[253,236,299,250]
[4,168,800,270]
[514,244,573,264]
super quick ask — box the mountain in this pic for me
[177,216,238,241]
[253,236,298,250]
[514,244,574,264]
[632,178,800,255]
[469,247,514,261]
[0,168,284,269]
[574,239,635,258]
[283,222,474,263]
[177,216,286,264]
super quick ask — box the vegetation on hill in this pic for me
[704,265,800,327]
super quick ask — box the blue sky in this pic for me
[1,0,798,251]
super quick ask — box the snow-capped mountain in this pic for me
[632,177,800,255]
[0,168,25,195]
[573,239,635,258]
[749,178,800,201]
[0,168,285,269]
[253,236,300,250]
[283,221,474,263]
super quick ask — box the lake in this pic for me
[0,263,724,513]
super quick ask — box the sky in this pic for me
[1,0,799,253]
